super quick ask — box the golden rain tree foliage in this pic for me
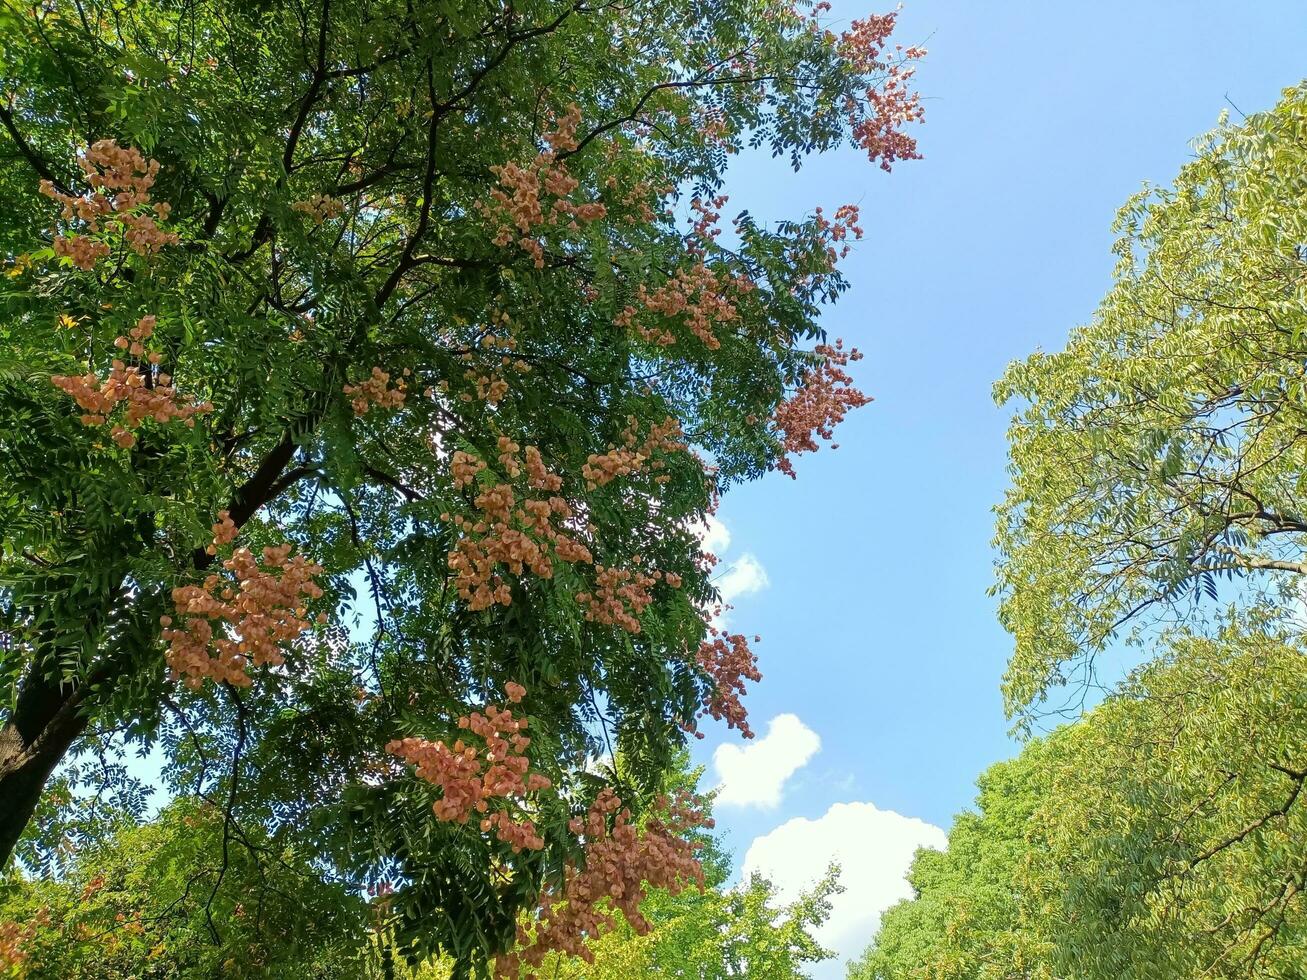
[847,84,1307,980]
[0,761,841,978]
[0,0,923,973]
[994,83,1307,718]
[849,620,1306,979]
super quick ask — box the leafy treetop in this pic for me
[0,0,923,972]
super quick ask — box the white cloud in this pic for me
[698,514,732,556]
[713,713,821,808]
[742,802,947,973]
[716,553,769,606]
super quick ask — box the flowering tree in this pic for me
[0,0,921,971]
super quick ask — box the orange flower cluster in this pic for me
[451,449,487,488]
[464,369,510,404]
[615,261,740,350]
[774,339,872,477]
[443,444,591,610]
[386,685,551,853]
[291,193,344,224]
[698,111,731,148]
[160,519,324,688]
[525,445,562,491]
[696,629,763,738]
[0,909,47,971]
[444,436,686,627]
[206,509,239,553]
[51,316,213,448]
[39,139,178,269]
[581,416,685,489]
[495,788,710,977]
[689,195,728,253]
[838,13,925,170]
[815,203,865,264]
[344,366,408,415]
[575,563,666,634]
[484,105,607,267]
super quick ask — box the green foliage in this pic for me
[994,82,1307,718]
[534,866,839,978]
[1,763,839,980]
[850,618,1307,980]
[847,746,1057,980]
[867,79,1307,980]
[0,797,364,978]
[0,0,913,970]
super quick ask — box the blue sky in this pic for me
[691,3,1307,973]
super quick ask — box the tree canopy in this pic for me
[850,618,1307,979]
[994,83,1307,718]
[1,762,841,979]
[849,82,1307,980]
[0,0,924,972]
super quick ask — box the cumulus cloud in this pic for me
[742,802,947,972]
[713,713,821,808]
[698,514,732,556]
[716,552,770,606]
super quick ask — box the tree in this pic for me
[408,757,842,978]
[533,851,840,978]
[865,87,1307,979]
[0,797,365,978]
[848,618,1307,979]
[846,745,1056,980]
[2,764,840,979]
[994,83,1307,719]
[0,0,923,971]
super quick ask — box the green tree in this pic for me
[994,82,1307,718]
[849,619,1307,979]
[857,70,1307,980]
[0,0,923,970]
[536,858,840,978]
[0,797,364,978]
[846,745,1056,980]
[3,762,841,979]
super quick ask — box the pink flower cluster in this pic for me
[484,105,608,267]
[39,139,178,268]
[839,13,926,170]
[696,629,763,738]
[575,563,665,634]
[443,443,592,610]
[386,684,551,853]
[160,518,324,688]
[51,315,213,448]
[815,203,865,264]
[0,909,48,971]
[344,366,408,415]
[774,339,872,477]
[494,788,711,977]
[615,261,742,350]
[581,416,685,489]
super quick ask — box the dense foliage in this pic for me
[0,798,365,978]
[851,84,1307,980]
[0,0,922,971]
[1,765,840,979]
[994,83,1307,719]
[850,619,1307,979]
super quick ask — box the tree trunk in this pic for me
[0,666,88,866]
